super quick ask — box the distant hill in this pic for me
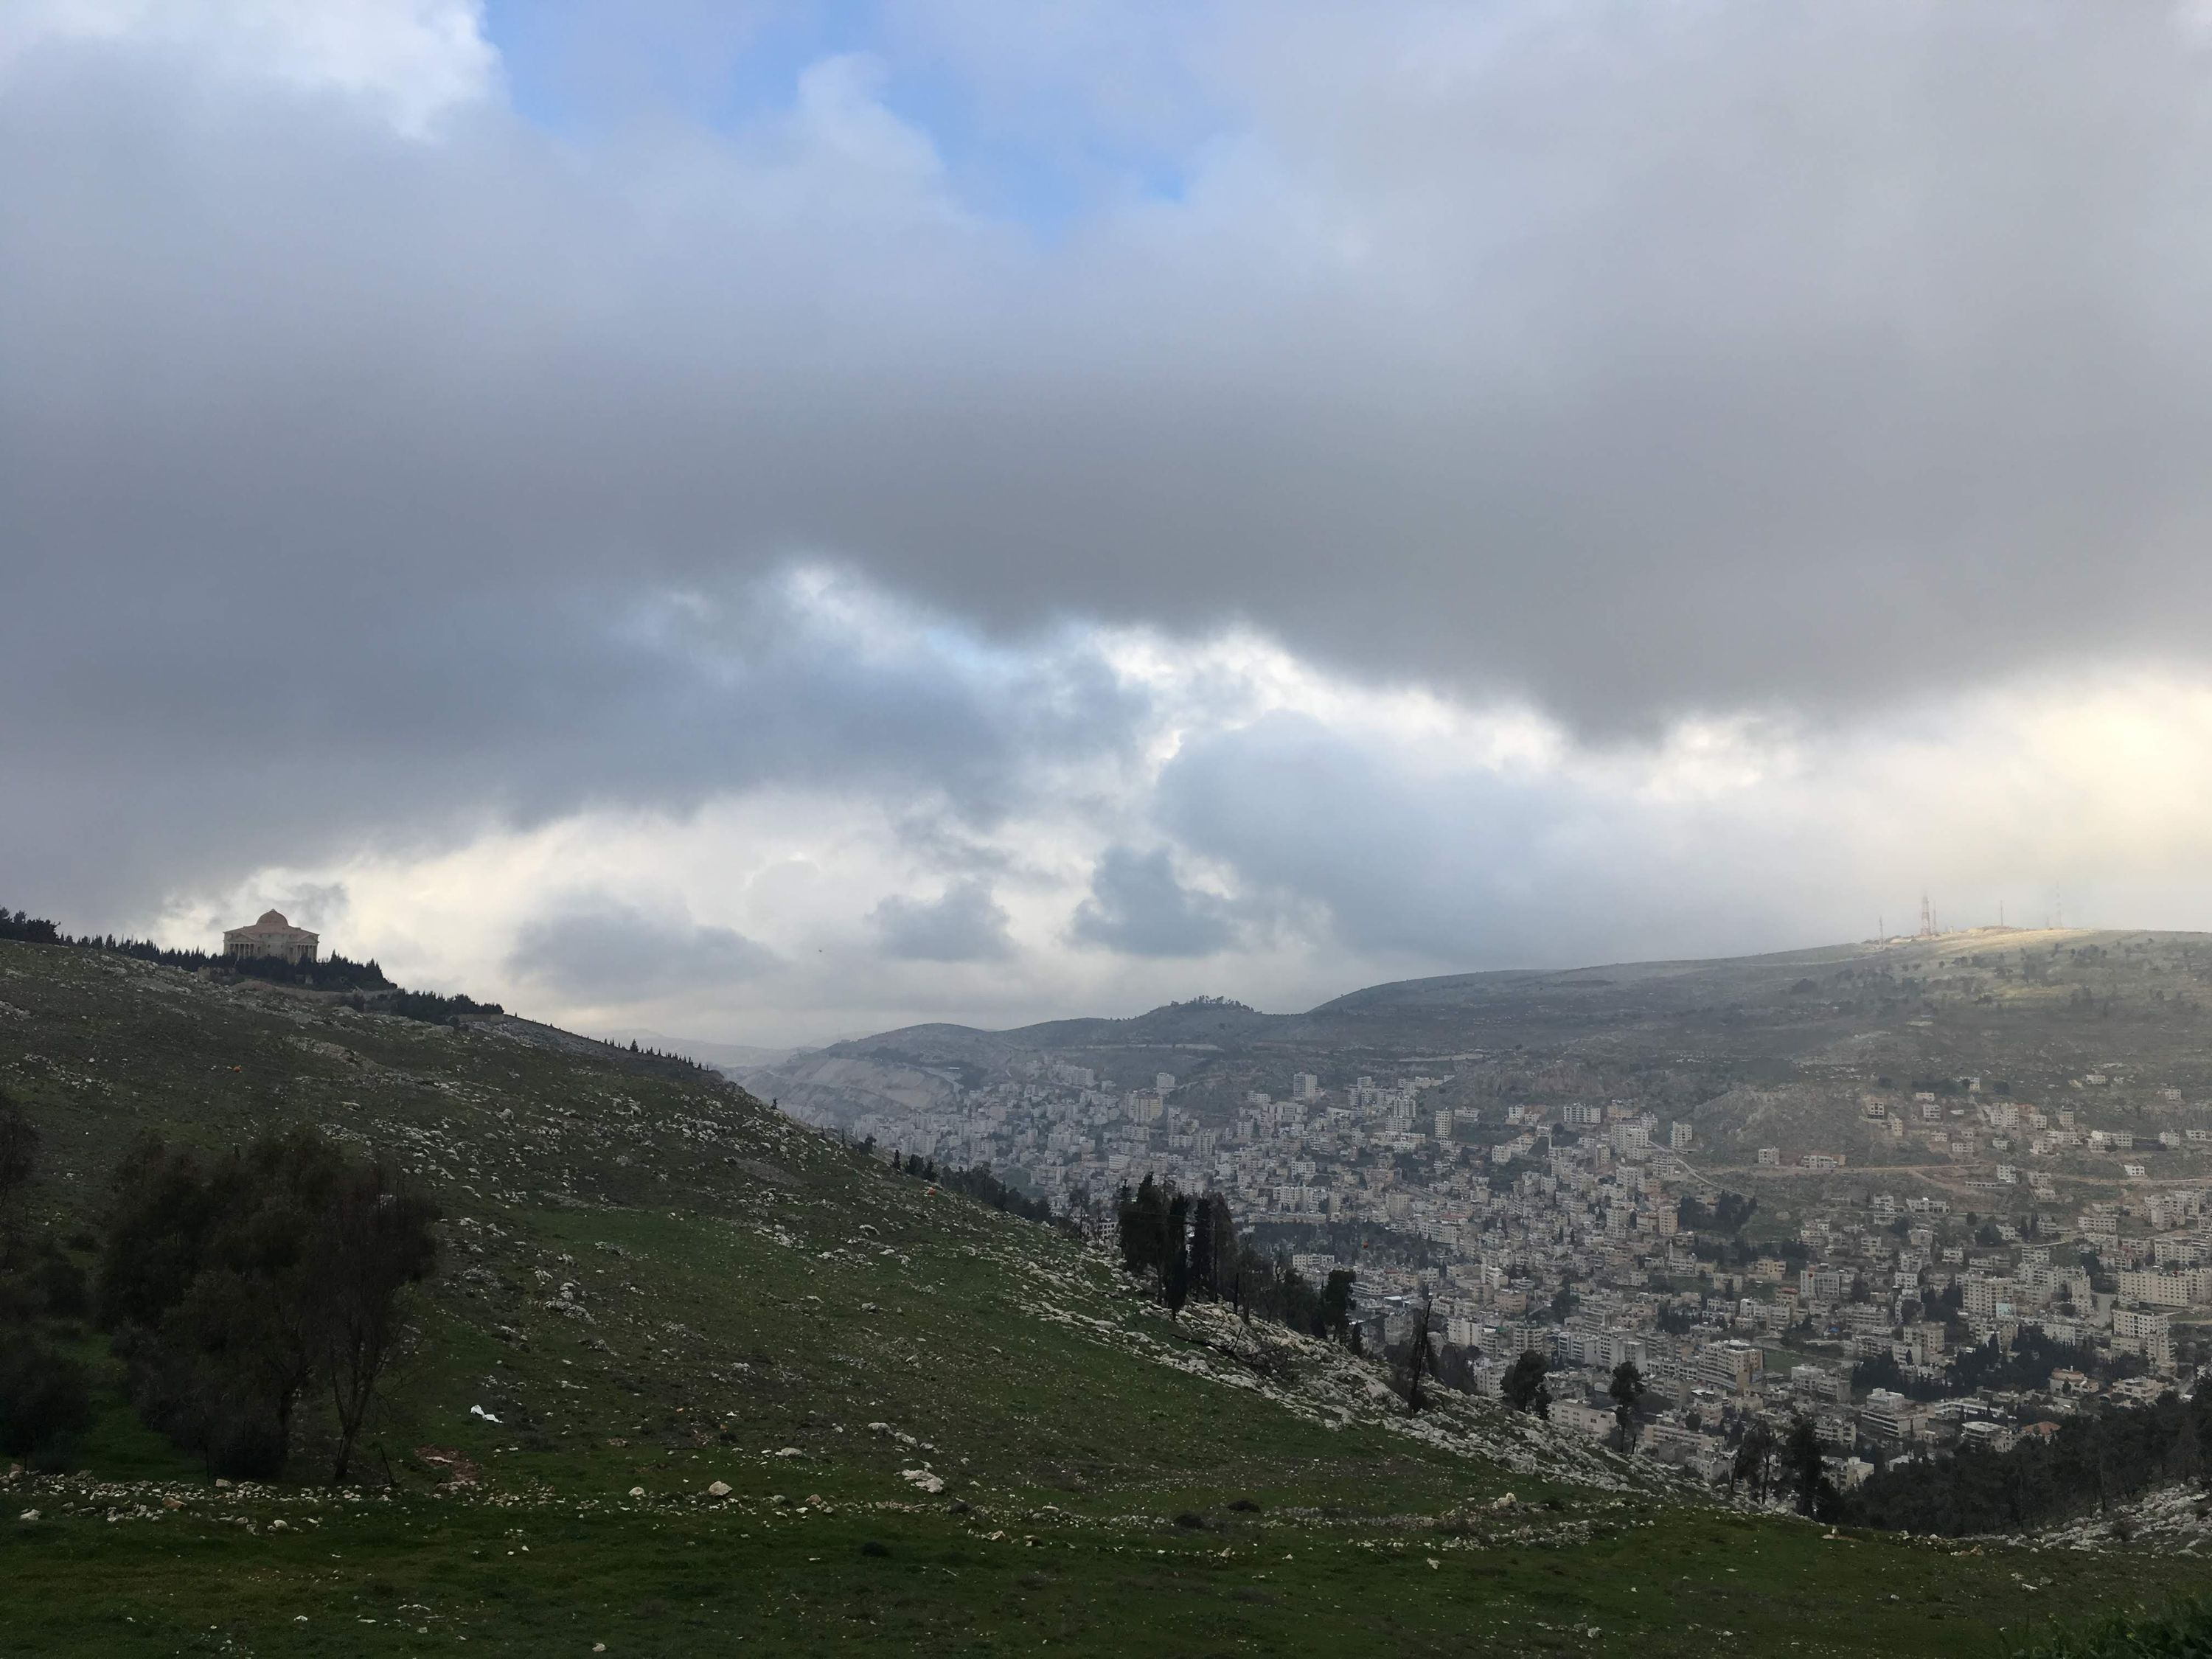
[745,929,2212,1164]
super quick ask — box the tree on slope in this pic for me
[1608,1360,1646,1453]
[1733,1419,1775,1503]
[1163,1193,1192,1317]
[1397,1297,1437,1414]
[1321,1270,1355,1343]
[1189,1193,1214,1298]
[97,1130,439,1481]
[1116,1176,1166,1281]
[1502,1349,1551,1418]
[1784,1416,1829,1517]
[316,1159,439,1484]
[1189,1192,1236,1299]
[1116,1176,1195,1307]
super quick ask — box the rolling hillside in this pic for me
[1,936,2206,1655]
[748,929,2212,1161]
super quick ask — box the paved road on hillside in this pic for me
[1696,1161,2204,1200]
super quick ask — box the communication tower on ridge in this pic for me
[1918,894,1935,938]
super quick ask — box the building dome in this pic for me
[257,909,288,927]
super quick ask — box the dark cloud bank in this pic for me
[870,879,1016,962]
[9,4,2212,964]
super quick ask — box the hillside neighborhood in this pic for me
[817,949,2212,1491]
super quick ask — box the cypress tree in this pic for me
[1784,1416,1828,1517]
[1163,1192,1189,1301]
[1190,1197,1215,1298]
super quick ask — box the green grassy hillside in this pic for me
[1,939,2203,1655]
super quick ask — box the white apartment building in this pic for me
[2112,1305,2174,1368]
[2117,1267,2211,1308]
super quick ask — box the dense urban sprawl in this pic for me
[851,1059,2212,1489]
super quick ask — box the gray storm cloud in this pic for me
[1154,713,1753,967]
[8,2,2212,969]
[1071,847,1239,959]
[508,895,779,1002]
[0,567,1151,922]
[869,878,1017,962]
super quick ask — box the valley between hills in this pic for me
[4,930,2212,1655]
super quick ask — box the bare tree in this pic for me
[1733,1419,1776,1503]
[1400,1295,1437,1414]
[316,1162,439,1484]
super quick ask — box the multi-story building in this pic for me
[2112,1305,2174,1368]
[2117,1267,2210,1307]
[1694,1339,1763,1394]
[1859,1388,1928,1446]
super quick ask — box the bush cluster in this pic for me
[98,1131,439,1481]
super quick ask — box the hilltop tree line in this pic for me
[881,1147,1074,1233]
[0,1088,437,1481]
[0,900,511,1023]
[1,904,393,990]
[4,901,719,1071]
[376,987,507,1021]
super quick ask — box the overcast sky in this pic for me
[11,1,2212,1044]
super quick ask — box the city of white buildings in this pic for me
[852,1060,2212,1482]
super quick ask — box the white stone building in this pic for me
[222,909,319,964]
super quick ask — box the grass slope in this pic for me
[0,939,2203,1655]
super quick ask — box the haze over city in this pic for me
[13,1,2212,1043]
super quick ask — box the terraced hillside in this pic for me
[1,938,2205,1655]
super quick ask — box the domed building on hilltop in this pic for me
[222,908,319,965]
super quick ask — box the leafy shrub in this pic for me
[100,1130,438,1481]
[0,1332,93,1460]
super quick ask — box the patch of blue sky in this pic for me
[479,0,875,133]
[879,58,1200,232]
[479,0,1203,236]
